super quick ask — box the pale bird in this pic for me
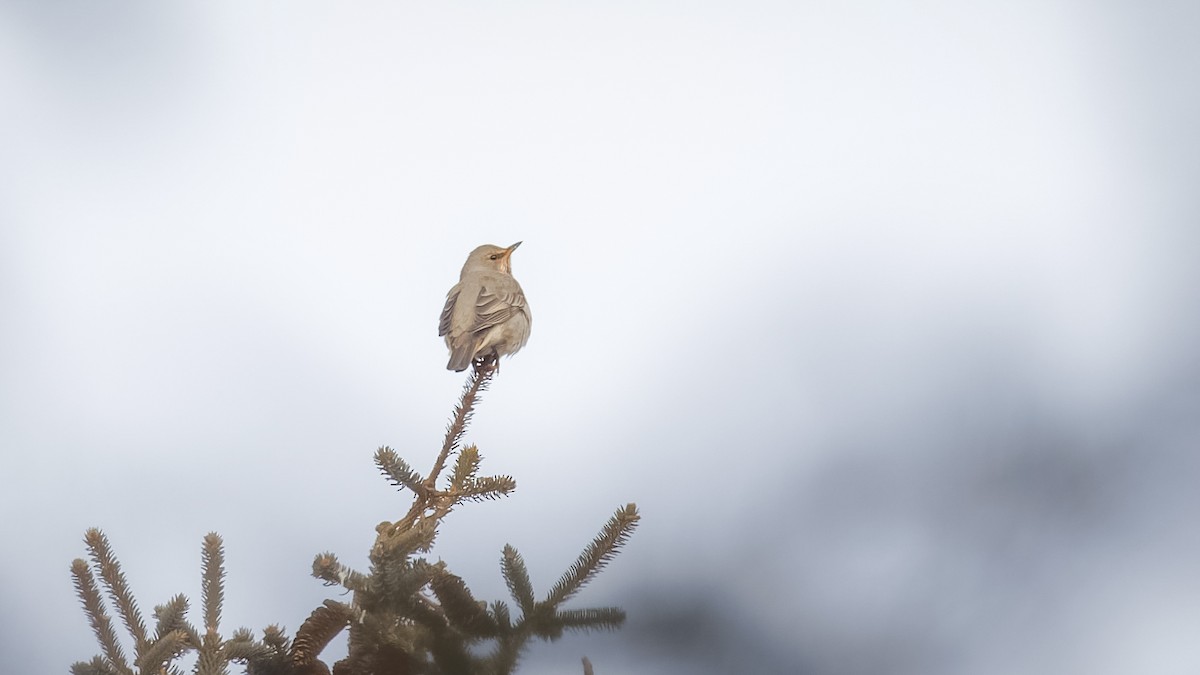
[439,242,531,372]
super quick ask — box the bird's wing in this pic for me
[438,284,461,337]
[470,281,527,333]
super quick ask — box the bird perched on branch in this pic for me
[439,242,532,372]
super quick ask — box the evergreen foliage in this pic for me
[71,357,639,674]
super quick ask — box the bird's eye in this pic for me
[489,254,499,260]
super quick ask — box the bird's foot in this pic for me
[472,354,499,375]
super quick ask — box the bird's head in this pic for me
[462,242,521,276]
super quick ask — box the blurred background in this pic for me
[2,2,1198,673]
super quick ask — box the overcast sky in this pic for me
[2,2,1199,674]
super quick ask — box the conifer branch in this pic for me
[554,607,626,632]
[448,444,482,492]
[84,528,149,655]
[134,630,188,673]
[70,656,117,675]
[195,628,228,675]
[237,625,296,674]
[373,514,441,559]
[341,616,425,675]
[374,558,440,607]
[430,568,498,636]
[458,475,518,502]
[429,639,473,675]
[292,600,352,667]
[201,533,225,634]
[427,361,494,489]
[399,592,449,642]
[491,600,513,631]
[376,446,427,495]
[183,624,204,655]
[312,551,370,591]
[489,632,524,675]
[223,627,272,661]
[152,595,192,643]
[71,557,133,675]
[501,545,536,616]
[262,624,291,652]
[544,504,640,608]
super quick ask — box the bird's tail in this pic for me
[446,343,474,372]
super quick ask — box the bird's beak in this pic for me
[507,241,522,254]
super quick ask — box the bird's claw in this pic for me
[472,354,499,374]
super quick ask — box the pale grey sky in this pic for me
[2,2,1198,674]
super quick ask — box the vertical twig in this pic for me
[425,358,496,489]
